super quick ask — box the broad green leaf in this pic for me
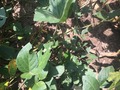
[108,72,120,90]
[59,0,75,22]
[85,68,95,78]
[34,0,75,23]
[21,73,33,79]
[0,7,6,27]
[37,49,51,70]
[37,69,48,80]
[98,66,114,86]
[21,68,41,79]
[45,77,54,88]
[45,77,57,90]
[16,43,38,73]
[82,75,100,90]
[87,53,98,63]
[55,65,65,77]
[32,81,47,90]
[34,9,59,23]
[8,59,17,77]
[21,68,48,80]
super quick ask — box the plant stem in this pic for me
[18,79,27,90]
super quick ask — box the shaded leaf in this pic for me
[0,45,16,60]
[8,59,17,77]
[0,7,6,27]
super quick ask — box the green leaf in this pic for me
[48,63,65,78]
[32,81,47,90]
[82,75,100,90]
[21,72,33,79]
[85,68,95,78]
[34,0,75,23]
[37,49,51,70]
[16,43,38,73]
[55,65,65,77]
[8,59,17,77]
[108,72,120,90]
[87,53,98,63]
[0,7,6,27]
[98,66,114,86]
[21,67,48,80]
[34,9,59,23]
[37,69,48,80]
[94,10,108,20]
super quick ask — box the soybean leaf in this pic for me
[34,0,75,23]
[0,7,6,27]
[16,43,38,73]
[8,59,17,77]
[54,65,65,77]
[35,68,48,80]
[45,77,57,90]
[85,68,95,78]
[37,49,51,70]
[21,68,48,80]
[98,66,114,86]
[32,81,47,90]
[82,75,100,90]
[21,72,33,79]
[108,72,120,90]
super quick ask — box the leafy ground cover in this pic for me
[0,0,120,90]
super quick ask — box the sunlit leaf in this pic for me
[98,66,114,86]
[34,0,75,23]
[108,72,120,90]
[82,75,100,90]
[37,49,51,70]
[16,43,38,73]
[32,81,47,90]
